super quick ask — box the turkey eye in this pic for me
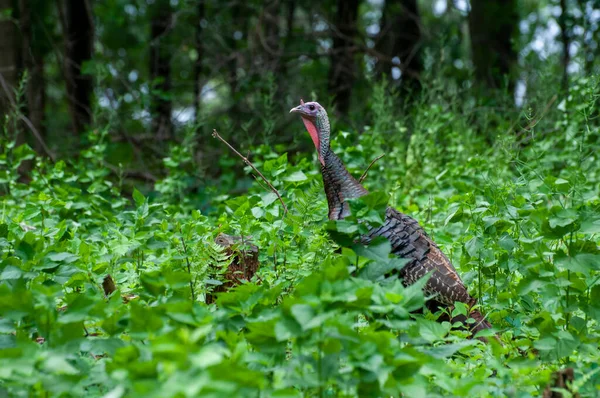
[309,105,315,111]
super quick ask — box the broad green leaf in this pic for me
[533,337,556,351]
[353,237,391,263]
[290,304,315,329]
[418,319,448,343]
[283,170,307,182]
[555,253,600,276]
[549,209,578,228]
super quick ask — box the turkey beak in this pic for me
[289,105,302,114]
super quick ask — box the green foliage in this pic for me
[1,76,600,397]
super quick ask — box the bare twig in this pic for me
[180,238,195,302]
[212,129,288,215]
[102,161,158,182]
[359,154,385,184]
[0,72,55,161]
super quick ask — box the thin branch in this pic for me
[0,72,56,161]
[212,129,288,215]
[19,115,55,161]
[359,154,385,184]
[180,237,195,302]
[102,161,158,182]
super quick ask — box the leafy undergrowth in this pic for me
[1,80,600,397]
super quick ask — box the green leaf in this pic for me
[556,331,579,358]
[261,192,278,206]
[1,266,22,280]
[133,188,145,207]
[533,337,556,351]
[579,217,600,234]
[42,356,80,375]
[330,220,359,235]
[555,253,600,276]
[549,209,578,228]
[445,207,463,225]
[275,318,301,341]
[190,345,227,369]
[251,207,265,219]
[47,252,79,263]
[353,237,391,263]
[418,319,447,343]
[465,236,483,258]
[290,304,315,329]
[283,170,307,182]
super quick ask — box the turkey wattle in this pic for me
[290,100,494,339]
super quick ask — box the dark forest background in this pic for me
[0,0,599,189]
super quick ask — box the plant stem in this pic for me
[180,237,195,302]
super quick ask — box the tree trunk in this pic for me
[468,0,517,91]
[284,0,296,57]
[262,0,281,73]
[194,0,204,122]
[0,0,19,119]
[149,0,173,140]
[65,0,94,136]
[227,3,243,100]
[20,0,46,151]
[328,0,360,116]
[226,2,248,122]
[376,0,423,95]
[558,0,570,92]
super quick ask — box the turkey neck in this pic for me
[320,148,368,220]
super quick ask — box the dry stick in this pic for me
[212,129,288,215]
[358,154,386,184]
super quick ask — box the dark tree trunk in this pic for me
[262,0,281,72]
[149,0,173,140]
[273,0,295,100]
[576,0,594,75]
[226,2,247,119]
[227,4,242,99]
[284,1,296,55]
[194,0,204,122]
[65,0,94,135]
[20,0,46,150]
[376,0,423,95]
[0,0,19,119]
[468,0,517,91]
[558,0,570,92]
[328,0,360,116]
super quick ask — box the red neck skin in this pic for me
[301,117,324,166]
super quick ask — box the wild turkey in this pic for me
[290,100,494,340]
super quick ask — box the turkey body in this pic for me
[322,149,492,334]
[363,207,474,306]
